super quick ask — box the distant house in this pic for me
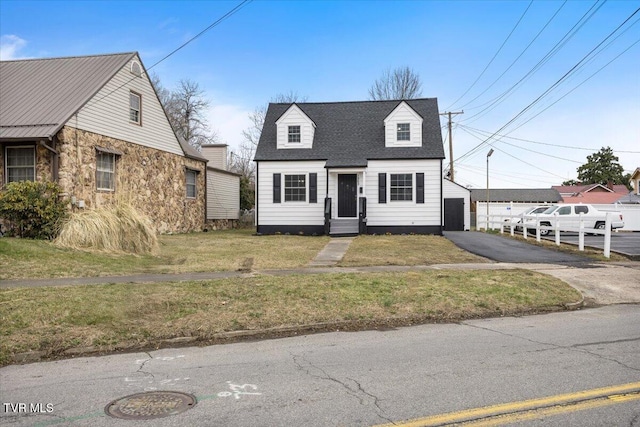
[254,99,449,235]
[617,167,640,204]
[0,52,207,233]
[200,144,241,227]
[470,188,562,205]
[552,183,629,204]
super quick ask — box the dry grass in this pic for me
[0,269,580,365]
[55,201,158,254]
[0,230,330,279]
[340,234,488,266]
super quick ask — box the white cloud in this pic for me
[0,35,27,60]
[205,103,253,154]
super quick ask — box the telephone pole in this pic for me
[439,111,464,182]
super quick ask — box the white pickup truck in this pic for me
[524,204,624,235]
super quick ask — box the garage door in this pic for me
[444,198,464,231]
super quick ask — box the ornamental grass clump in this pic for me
[55,201,158,255]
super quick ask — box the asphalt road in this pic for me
[444,231,591,264]
[541,231,640,258]
[1,305,639,427]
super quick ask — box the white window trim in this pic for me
[389,173,414,203]
[397,123,411,141]
[287,125,301,143]
[96,151,116,192]
[283,173,308,203]
[5,145,36,183]
[129,91,142,125]
[186,169,198,199]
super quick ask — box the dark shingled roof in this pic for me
[254,99,445,166]
[470,188,562,203]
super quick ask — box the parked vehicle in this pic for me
[505,205,552,231]
[524,204,624,236]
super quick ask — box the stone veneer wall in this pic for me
[55,126,205,233]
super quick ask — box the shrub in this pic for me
[55,200,158,254]
[0,181,68,239]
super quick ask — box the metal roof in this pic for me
[254,99,445,165]
[0,52,136,140]
[470,188,562,203]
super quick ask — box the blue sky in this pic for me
[2,0,639,189]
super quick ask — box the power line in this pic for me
[455,6,640,164]
[459,124,640,154]
[457,1,567,111]
[87,0,251,108]
[445,0,534,110]
[460,0,607,124]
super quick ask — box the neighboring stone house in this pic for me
[253,99,448,235]
[0,52,207,233]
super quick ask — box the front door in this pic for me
[338,174,358,218]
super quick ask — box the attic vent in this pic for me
[130,61,142,77]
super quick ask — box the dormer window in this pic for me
[288,125,301,143]
[397,123,410,141]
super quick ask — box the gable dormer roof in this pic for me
[254,98,444,167]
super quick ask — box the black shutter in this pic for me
[378,173,386,204]
[309,173,317,203]
[416,173,424,204]
[273,173,281,203]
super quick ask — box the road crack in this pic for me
[134,351,155,379]
[460,323,640,373]
[290,352,395,424]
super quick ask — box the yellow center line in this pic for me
[373,381,640,427]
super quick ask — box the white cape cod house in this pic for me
[253,99,448,235]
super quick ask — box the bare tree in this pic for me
[229,91,307,182]
[151,74,218,150]
[368,66,423,100]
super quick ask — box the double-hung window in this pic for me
[390,173,412,201]
[288,125,301,143]
[186,169,197,199]
[6,146,36,182]
[284,174,306,202]
[129,91,141,124]
[96,152,116,191]
[397,123,410,141]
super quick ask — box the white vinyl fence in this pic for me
[477,210,622,258]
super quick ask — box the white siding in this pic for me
[207,169,240,220]
[275,105,315,149]
[365,160,441,226]
[69,54,183,156]
[384,101,423,147]
[443,179,471,230]
[257,161,326,225]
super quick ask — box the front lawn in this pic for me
[0,230,330,280]
[0,270,581,366]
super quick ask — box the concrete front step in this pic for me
[330,219,359,235]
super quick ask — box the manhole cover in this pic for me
[105,391,196,420]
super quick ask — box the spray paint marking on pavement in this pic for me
[374,381,640,427]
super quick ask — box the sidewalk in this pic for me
[2,261,640,305]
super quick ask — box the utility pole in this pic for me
[439,111,464,182]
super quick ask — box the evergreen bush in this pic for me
[0,181,68,239]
